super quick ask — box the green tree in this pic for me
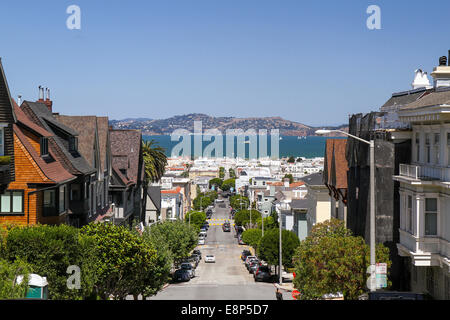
[287,156,296,163]
[258,228,300,269]
[185,211,207,230]
[4,224,98,300]
[0,258,31,300]
[241,229,262,251]
[229,168,236,178]
[81,223,158,300]
[230,195,249,210]
[148,221,197,266]
[234,209,261,228]
[292,219,392,300]
[283,174,294,184]
[256,215,277,230]
[141,139,167,221]
[193,194,212,211]
[209,178,223,190]
[219,167,225,179]
[221,178,235,192]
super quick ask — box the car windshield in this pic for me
[181,264,191,269]
[206,255,214,258]
[259,267,270,272]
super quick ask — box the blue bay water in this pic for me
[143,135,345,159]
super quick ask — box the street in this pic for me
[149,197,293,300]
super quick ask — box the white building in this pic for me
[393,55,450,300]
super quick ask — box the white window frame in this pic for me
[424,196,439,237]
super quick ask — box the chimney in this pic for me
[431,52,450,89]
[38,86,44,102]
[17,95,22,106]
[43,87,53,112]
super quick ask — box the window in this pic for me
[0,127,4,156]
[40,137,48,156]
[424,198,438,236]
[425,134,431,163]
[69,137,78,152]
[415,133,420,162]
[43,190,56,216]
[70,184,81,201]
[407,195,413,233]
[434,133,440,164]
[0,190,23,213]
[59,185,66,213]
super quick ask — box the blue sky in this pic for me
[0,0,449,126]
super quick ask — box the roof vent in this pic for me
[439,56,447,66]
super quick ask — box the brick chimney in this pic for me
[43,88,53,112]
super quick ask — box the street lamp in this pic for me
[316,129,376,292]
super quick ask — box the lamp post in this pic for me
[315,129,376,292]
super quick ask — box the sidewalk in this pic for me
[274,282,295,292]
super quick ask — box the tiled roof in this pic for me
[161,186,181,194]
[380,89,428,111]
[13,123,75,184]
[13,101,51,137]
[399,88,450,110]
[110,129,142,184]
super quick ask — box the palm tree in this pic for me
[141,139,167,224]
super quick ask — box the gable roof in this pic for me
[110,129,142,184]
[13,123,75,184]
[0,59,17,123]
[399,88,450,111]
[13,101,51,137]
[21,101,95,175]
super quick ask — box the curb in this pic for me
[162,283,170,290]
[274,283,294,292]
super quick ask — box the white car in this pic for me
[205,255,215,263]
[198,238,205,245]
[199,231,207,238]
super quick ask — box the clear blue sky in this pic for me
[1,0,449,126]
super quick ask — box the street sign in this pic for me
[376,274,387,288]
[376,263,387,275]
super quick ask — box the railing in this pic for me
[399,164,450,182]
[399,229,450,259]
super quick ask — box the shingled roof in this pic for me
[399,88,450,110]
[96,117,110,173]
[380,89,428,111]
[110,129,142,184]
[21,101,95,175]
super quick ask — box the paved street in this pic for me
[149,197,293,300]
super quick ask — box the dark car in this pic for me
[173,269,190,282]
[241,250,252,261]
[222,222,231,232]
[202,223,209,230]
[254,265,271,282]
[193,250,202,260]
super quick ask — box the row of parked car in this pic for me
[241,249,272,282]
[173,249,203,282]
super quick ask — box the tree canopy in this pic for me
[230,195,250,211]
[234,209,261,228]
[185,211,207,231]
[292,219,392,300]
[241,229,262,251]
[258,228,300,269]
[221,178,235,191]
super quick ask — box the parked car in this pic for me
[193,249,202,257]
[254,265,271,282]
[184,256,199,268]
[200,227,207,233]
[241,250,252,261]
[202,223,209,230]
[205,255,216,263]
[238,237,245,245]
[199,231,207,238]
[247,258,259,271]
[180,262,195,278]
[222,223,231,232]
[244,256,257,268]
[173,269,190,282]
[198,238,205,245]
[248,261,260,274]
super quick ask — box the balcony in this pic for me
[398,164,450,182]
[397,229,450,266]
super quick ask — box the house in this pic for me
[161,186,183,221]
[0,59,16,193]
[54,115,112,222]
[323,139,348,225]
[291,198,309,241]
[393,54,450,300]
[145,185,161,226]
[0,101,76,226]
[20,96,97,227]
[109,129,144,227]
[303,172,331,235]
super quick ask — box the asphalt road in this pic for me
[149,196,293,300]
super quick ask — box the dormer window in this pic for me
[40,137,48,156]
[69,137,78,152]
